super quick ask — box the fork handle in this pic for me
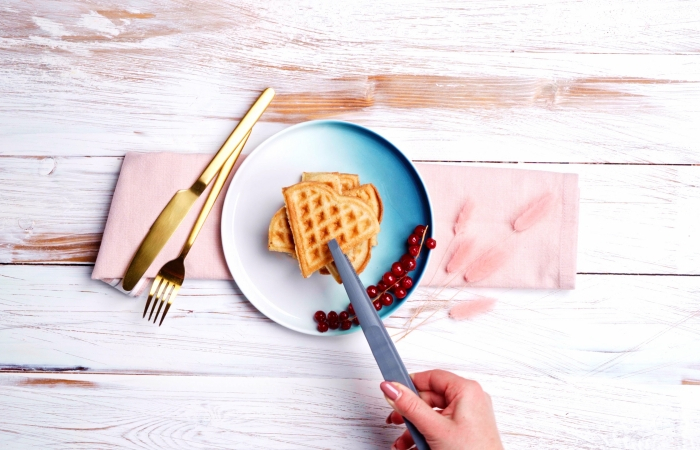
[192,88,274,193]
[180,130,251,259]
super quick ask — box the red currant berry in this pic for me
[395,287,407,299]
[366,285,378,298]
[339,311,349,321]
[327,311,338,322]
[391,262,405,277]
[414,225,426,236]
[381,293,394,306]
[317,322,329,333]
[408,245,420,257]
[377,281,387,292]
[328,319,340,330]
[400,254,412,265]
[352,317,360,325]
[404,258,417,271]
[400,276,413,289]
[383,272,396,286]
[340,320,352,330]
[407,234,420,246]
[347,304,355,315]
[314,311,326,323]
[426,238,437,249]
[373,300,382,311]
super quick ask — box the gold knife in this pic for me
[122,88,275,291]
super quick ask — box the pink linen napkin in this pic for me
[418,163,578,290]
[92,153,578,295]
[92,152,243,296]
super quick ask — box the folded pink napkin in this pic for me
[93,153,578,295]
[418,163,578,290]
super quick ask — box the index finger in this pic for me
[411,369,473,399]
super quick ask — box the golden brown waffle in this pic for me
[338,173,360,191]
[326,239,372,283]
[301,172,342,193]
[267,183,370,272]
[283,182,380,277]
[268,175,382,278]
[309,174,368,274]
[268,206,296,256]
[302,172,360,193]
[345,183,383,225]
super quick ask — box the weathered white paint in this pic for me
[1,1,699,448]
[0,266,698,383]
[1,2,699,162]
[0,373,698,449]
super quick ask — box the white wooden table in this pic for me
[2,1,699,448]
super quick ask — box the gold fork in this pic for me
[144,131,251,326]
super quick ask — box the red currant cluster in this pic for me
[314,224,436,333]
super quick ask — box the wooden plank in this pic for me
[1,266,698,382]
[0,372,698,449]
[2,157,700,274]
[1,60,698,163]
[3,0,699,54]
[1,3,699,162]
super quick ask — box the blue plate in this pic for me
[221,120,433,335]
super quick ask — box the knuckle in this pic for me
[458,379,490,403]
[464,379,484,394]
[433,369,450,378]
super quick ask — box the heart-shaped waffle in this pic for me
[344,183,383,247]
[268,206,296,255]
[283,182,380,277]
[302,172,360,192]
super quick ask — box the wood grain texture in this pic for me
[3,157,699,274]
[1,2,699,162]
[2,1,699,447]
[0,373,698,449]
[1,266,698,383]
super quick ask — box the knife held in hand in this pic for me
[328,239,430,450]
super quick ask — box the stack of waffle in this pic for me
[268,172,383,282]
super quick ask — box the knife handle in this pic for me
[180,130,251,259]
[194,87,275,192]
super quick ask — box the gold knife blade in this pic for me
[122,131,249,291]
[122,88,274,291]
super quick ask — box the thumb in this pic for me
[380,381,449,434]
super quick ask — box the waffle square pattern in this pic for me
[283,182,380,278]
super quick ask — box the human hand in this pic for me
[380,370,504,450]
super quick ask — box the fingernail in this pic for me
[380,381,402,401]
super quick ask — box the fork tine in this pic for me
[148,279,168,321]
[143,276,163,318]
[159,285,180,326]
[153,282,174,324]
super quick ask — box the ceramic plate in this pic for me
[221,120,432,335]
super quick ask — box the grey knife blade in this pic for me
[328,239,430,450]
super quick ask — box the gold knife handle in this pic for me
[192,87,275,194]
[180,131,250,259]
